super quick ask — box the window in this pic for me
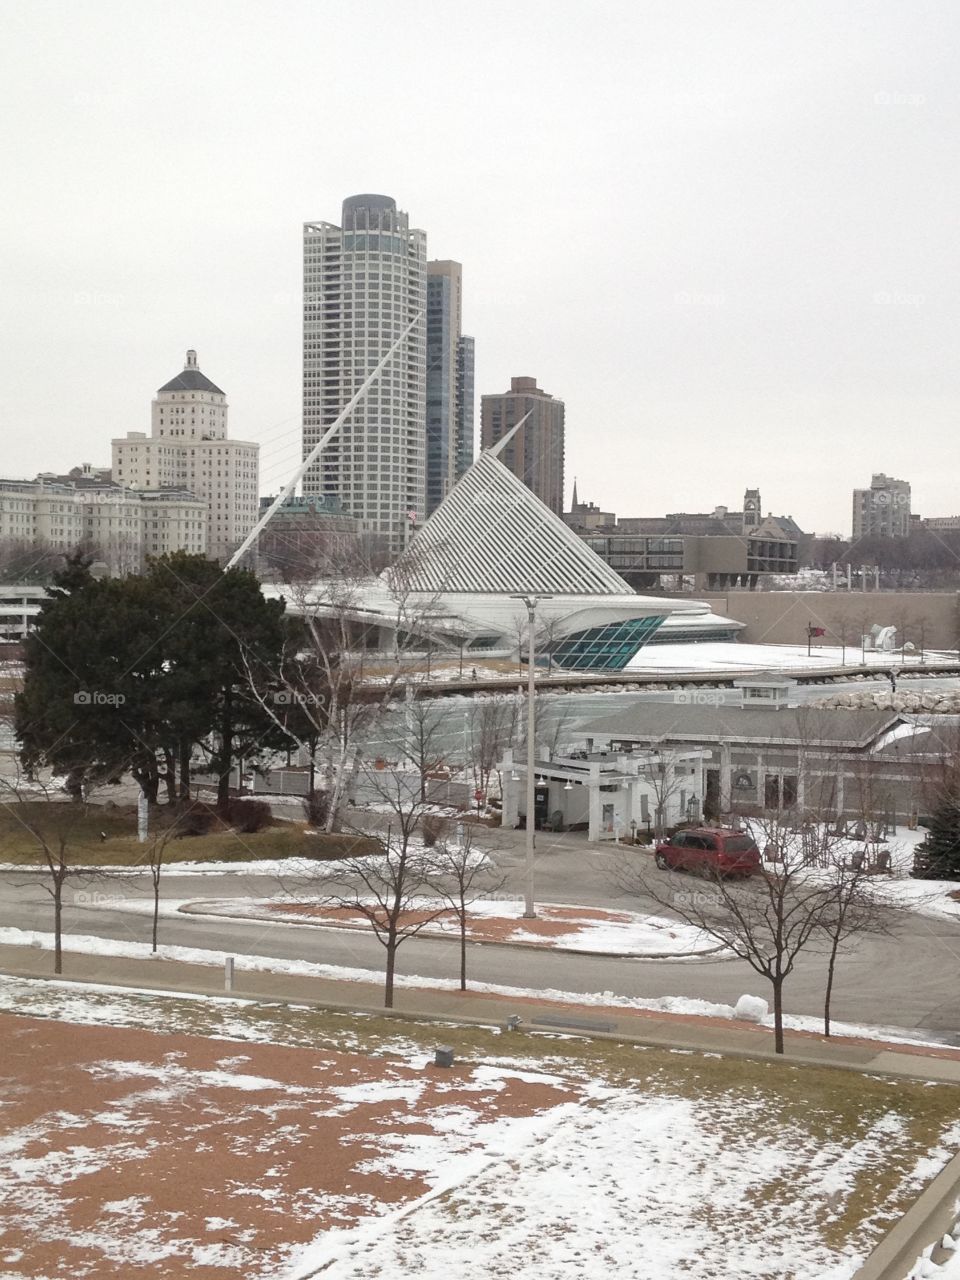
[724,836,757,854]
[551,616,667,672]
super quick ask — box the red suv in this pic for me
[654,828,761,879]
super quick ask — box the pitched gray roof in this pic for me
[582,702,901,749]
[157,368,224,395]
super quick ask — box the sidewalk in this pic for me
[3,942,960,1085]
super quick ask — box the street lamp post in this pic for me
[512,595,551,919]
[522,598,538,918]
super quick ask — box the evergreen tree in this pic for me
[16,552,287,807]
[144,553,288,807]
[912,793,960,880]
[46,548,96,599]
[16,572,172,799]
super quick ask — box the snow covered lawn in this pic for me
[740,820,960,922]
[1,980,959,1280]
[871,877,960,922]
[627,640,956,674]
[0,1009,570,1278]
[184,896,720,957]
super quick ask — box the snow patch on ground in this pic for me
[1,972,958,1280]
[186,895,719,957]
[628,641,956,674]
[287,1089,873,1280]
[0,933,957,1051]
[0,833,490,877]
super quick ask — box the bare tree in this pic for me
[642,745,690,840]
[0,776,101,975]
[141,808,198,953]
[616,814,839,1055]
[819,856,900,1036]
[402,693,448,803]
[381,538,451,673]
[244,576,390,832]
[534,614,567,676]
[305,767,447,1007]
[0,537,67,584]
[512,615,528,679]
[468,693,521,807]
[539,694,573,759]
[914,612,930,661]
[246,539,453,832]
[827,612,857,665]
[429,827,505,990]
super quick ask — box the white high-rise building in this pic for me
[302,194,427,555]
[112,350,260,561]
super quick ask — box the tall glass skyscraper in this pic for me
[302,194,427,555]
[426,261,475,515]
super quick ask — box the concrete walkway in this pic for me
[3,941,960,1086]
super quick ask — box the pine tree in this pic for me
[15,552,287,807]
[912,793,960,880]
[143,553,288,808]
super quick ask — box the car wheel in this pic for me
[655,851,668,870]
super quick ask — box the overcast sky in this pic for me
[2,0,958,535]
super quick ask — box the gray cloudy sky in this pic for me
[2,0,958,534]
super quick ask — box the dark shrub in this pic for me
[224,798,272,833]
[303,790,330,829]
[302,832,381,860]
[176,803,217,837]
[421,814,448,847]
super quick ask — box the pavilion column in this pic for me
[501,752,520,829]
[719,742,732,813]
[588,763,601,842]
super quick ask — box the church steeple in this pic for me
[571,476,579,511]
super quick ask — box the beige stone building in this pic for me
[0,476,206,576]
[0,479,85,550]
[480,376,565,515]
[112,350,259,561]
[851,473,912,540]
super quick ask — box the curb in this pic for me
[174,900,730,962]
[852,1151,960,1280]
[3,953,960,1084]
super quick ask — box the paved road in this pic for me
[2,827,959,1040]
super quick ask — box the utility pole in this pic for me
[512,595,552,918]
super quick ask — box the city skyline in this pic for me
[3,1,959,536]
